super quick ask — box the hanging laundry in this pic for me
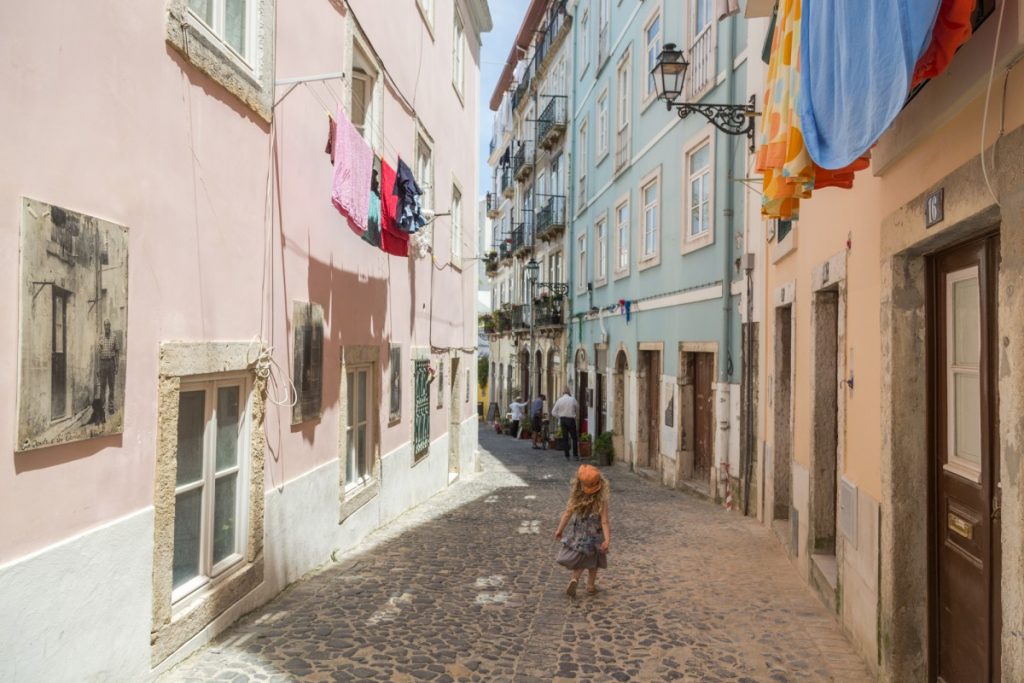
[363,156,383,248]
[324,115,336,165]
[379,159,409,257]
[911,0,977,88]
[798,0,941,169]
[331,104,374,235]
[717,0,740,21]
[393,158,427,233]
[624,301,632,324]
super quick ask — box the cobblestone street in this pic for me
[161,429,873,683]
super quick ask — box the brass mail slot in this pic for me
[948,512,974,540]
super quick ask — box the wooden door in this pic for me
[931,234,1001,682]
[693,353,714,482]
[51,289,68,419]
[645,352,660,469]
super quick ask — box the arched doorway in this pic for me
[534,348,543,399]
[498,363,505,411]
[614,350,629,466]
[518,349,530,400]
[547,349,560,399]
[575,348,588,434]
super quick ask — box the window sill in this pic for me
[681,231,713,255]
[594,276,608,288]
[771,228,797,264]
[613,267,630,281]
[340,478,380,523]
[638,254,660,271]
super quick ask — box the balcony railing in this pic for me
[511,213,533,256]
[615,124,631,172]
[537,96,568,150]
[513,140,535,181]
[484,251,499,276]
[500,165,515,198]
[485,192,500,219]
[533,297,565,328]
[498,240,513,262]
[534,1,569,77]
[688,25,714,99]
[535,194,566,241]
[510,304,529,331]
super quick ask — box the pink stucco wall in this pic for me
[0,0,481,562]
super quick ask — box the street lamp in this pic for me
[525,258,540,400]
[651,43,760,152]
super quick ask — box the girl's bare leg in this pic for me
[586,568,598,592]
[567,568,583,597]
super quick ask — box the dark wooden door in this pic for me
[693,353,714,482]
[931,234,1001,682]
[646,352,660,469]
[596,372,606,435]
[51,289,68,419]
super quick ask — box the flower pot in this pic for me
[579,441,592,458]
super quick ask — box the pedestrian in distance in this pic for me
[554,464,611,598]
[530,393,546,449]
[550,387,579,460]
[509,396,527,439]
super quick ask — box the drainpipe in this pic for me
[567,0,580,372]
[715,12,739,489]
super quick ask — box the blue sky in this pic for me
[478,0,530,198]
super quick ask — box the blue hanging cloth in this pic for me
[798,0,941,169]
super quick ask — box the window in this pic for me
[579,9,590,74]
[687,141,711,239]
[644,10,662,103]
[451,185,463,266]
[641,174,660,260]
[577,121,588,207]
[945,267,982,482]
[548,249,563,284]
[597,88,609,159]
[351,45,378,147]
[345,366,373,488]
[172,378,250,603]
[187,0,255,66]
[688,0,715,98]
[576,234,588,291]
[595,216,608,282]
[597,0,611,66]
[167,0,274,121]
[615,53,632,172]
[777,219,793,243]
[615,198,630,274]
[417,0,434,30]
[452,10,465,96]
[416,133,434,212]
[414,359,431,459]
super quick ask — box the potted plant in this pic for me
[594,431,615,466]
[549,425,563,450]
[579,432,593,459]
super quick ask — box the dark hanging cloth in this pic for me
[363,156,383,248]
[325,116,336,165]
[393,158,427,234]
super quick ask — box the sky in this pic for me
[478,0,531,198]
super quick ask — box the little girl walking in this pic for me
[554,464,611,597]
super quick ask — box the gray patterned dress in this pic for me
[556,509,608,570]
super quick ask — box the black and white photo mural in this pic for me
[389,344,402,422]
[17,198,129,451]
[292,301,324,424]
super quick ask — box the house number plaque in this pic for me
[925,188,944,228]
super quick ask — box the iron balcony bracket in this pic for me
[670,95,760,153]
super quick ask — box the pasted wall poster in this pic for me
[17,198,129,451]
[663,381,675,428]
[292,301,324,424]
[389,344,402,422]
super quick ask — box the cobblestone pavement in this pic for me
[161,429,873,683]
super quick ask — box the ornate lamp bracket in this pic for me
[672,95,759,153]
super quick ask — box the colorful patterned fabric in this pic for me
[562,512,604,556]
[912,0,977,88]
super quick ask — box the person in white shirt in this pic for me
[509,397,528,438]
[550,387,580,460]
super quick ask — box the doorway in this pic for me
[811,289,840,557]
[575,349,588,434]
[638,349,661,471]
[680,351,715,483]
[534,349,543,400]
[773,305,794,521]
[449,356,461,480]
[929,234,1001,682]
[613,350,628,464]
[595,347,607,436]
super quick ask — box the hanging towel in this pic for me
[911,0,977,88]
[331,105,374,234]
[393,158,427,233]
[380,159,409,257]
[717,0,740,21]
[798,0,941,169]
[363,156,383,248]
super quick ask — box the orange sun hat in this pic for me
[578,464,603,494]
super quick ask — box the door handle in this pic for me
[992,490,1002,521]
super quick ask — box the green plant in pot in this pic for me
[579,432,593,458]
[594,431,615,466]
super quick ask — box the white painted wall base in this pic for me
[2,422,479,682]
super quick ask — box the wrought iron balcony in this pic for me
[511,213,533,256]
[498,240,513,263]
[534,298,565,328]
[537,96,568,150]
[493,306,512,333]
[486,192,500,219]
[535,195,566,242]
[500,165,515,198]
[484,251,499,276]
[510,304,529,331]
[513,140,535,181]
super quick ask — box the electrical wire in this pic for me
[980,0,1008,207]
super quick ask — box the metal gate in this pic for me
[414,360,430,458]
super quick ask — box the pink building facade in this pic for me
[0,0,491,678]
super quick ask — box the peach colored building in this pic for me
[756,2,1024,680]
[0,0,490,678]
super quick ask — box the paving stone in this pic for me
[158,428,874,682]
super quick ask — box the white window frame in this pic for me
[171,374,253,607]
[595,213,608,285]
[687,0,717,100]
[351,41,379,150]
[944,266,983,484]
[577,119,589,211]
[614,193,631,278]
[597,0,611,68]
[615,50,632,174]
[185,0,259,73]
[417,0,435,36]
[576,233,588,293]
[639,167,662,268]
[344,364,375,491]
[452,7,465,100]
[682,131,715,254]
[451,182,463,268]
[416,130,434,213]
[642,4,663,107]
[579,8,591,77]
[596,86,610,161]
